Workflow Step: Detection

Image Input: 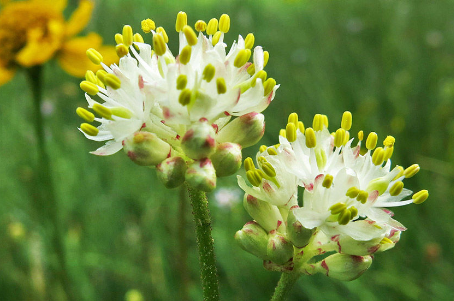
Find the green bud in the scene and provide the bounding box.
[156,156,187,189]
[235,221,269,260]
[377,230,401,253]
[216,112,265,148]
[243,194,284,232]
[123,131,171,166]
[210,142,242,177]
[185,158,216,192]
[286,208,315,248]
[266,231,294,265]
[181,120,216,159]
[315,253,372,281]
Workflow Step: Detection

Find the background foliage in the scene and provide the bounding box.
[1,0,453,300]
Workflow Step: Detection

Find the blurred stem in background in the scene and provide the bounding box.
[186,184,220,301]
[271,272,301,301]
[26,66,76,301]
[177,186,190,301]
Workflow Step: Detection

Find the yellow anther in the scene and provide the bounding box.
[111,107,133,119]
[179,45,192,65]
[262,162,276,178]
[86,48,103,65]
[96,77,105,89]
[80,81,99,95]
[141,19,156,33]
[263,51,270,67]
[286,123,297,142]
[341,111,352,130]
[357,190,368,204]
[358,130,364,141]
[195,20,207,32]
[312,114,324,131]
[206,18,218,35]
[380,237,394,244]
[346,187,360,198]
[178,88,192,106]
[366,132,378,150]
[404,164,420,178]
[263,78,276,96]
[153,33,167,56]
[251,70,267,87]
[322,114,329,128]
[183,25,198,46]
[80,123,99,136]
[105,74,121,90]
[315,148,327,170]
[334,128,346,148]
[134,33,144,43]
[267,148,278,156]
[389,181,404,196]
[92,103,112,119]
[343,131,350,145]
[288,112,298,127]
[279,129,286,138]
[338,209,351,225]
[247,64,255,75]
[305,127,316,148]
[156,27,169,43]
[202,64,216,82]
[122,25,133,47]
[372,147,385,166]
[298,121,305,133]
[76,107,95,122]
[216,77,227,94]
[85,70,97,84]
[116,44,129,58]
[212,31,222,46]
[245,33,255,49]
[244,157,255,171]
[259,145,267,153]
[322,174,334,189]
[329,202,347,215]
[383,135,395,147]
[176,74,188,90]
[219,14,230,33]
[349,206,358,219]
[383,146,394,161]
[115,33,123,44]
[412,190,428,204]
[274,144,280,149]
[246,170,262,187]
[393,165,404,180]
[234,49,251,68]
[176,11,188,32]
[96,70,107,84]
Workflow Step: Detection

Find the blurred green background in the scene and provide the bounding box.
[1,0,453,300]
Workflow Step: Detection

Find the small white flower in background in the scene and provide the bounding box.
[214,187,242,208]
[236,111,428,280]
[75,12,278,191]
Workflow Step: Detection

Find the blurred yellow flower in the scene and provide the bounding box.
[0,0,116,85]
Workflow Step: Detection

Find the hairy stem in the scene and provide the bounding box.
[270,272,300,301]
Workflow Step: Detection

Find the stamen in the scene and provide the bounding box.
[262,162,276,178]
[392,165,404,180]
[334,128,346,148]
[267,148,278,156]
[176,11,188,32]
[346,187,360,198]
[115,33,123,44]
[202,64,215,82]
[212,31,222,45]
[219,14,230,33]
[76,107,95,122]
[263,51,269,67]
[337,209,351,225]
[157,27,169,43]
[322,114,329,128]
[305,128,316,148]
[92,103,112,119]
[179,45,192,65]
[312,114,324,131]
[234,49,251,68]
[244,157,255,171]
[404,164,420,178]
[80,81,99,95]
[216,77,227,94]
[286,123,297,142]
[343,131,350,145]
[176,74,188,90]
[279,129,286,138]
[372,147,385,166]
[183,25,198,46]
[153,33,167,56]
[86,48,103,65]
[329,202,347,215]
[383,146,394,161]
[206,18,218,35]
[366,132,378,150]
[96,70,107,84]
[111,107,133,119]
[259,145,267,152]
[349,206,358,219]
[298,121,305,133]
[122,25,133,47]
[322,174,333,188]
[105,74,121,90]
[97,78,105,89]
[288,113,298,127]
[247,64,255,75]
[246,170,262,187]
[389,181,404,196]
[315,148,327,170]
[85,70,97,84]
[195,20,207,32]
[380,237,393,244]
[80,123,99,136]
[116,44,129,58]
[134,33,144,43]
[251,70,267,87]
[358,130,364,141]
[178,88,192,106]
[383,135,395,147]
[263,78,276,96]
[141,19,156,33]
[245,33,255,49]
[341,111,352,130]
[412,190,428,204]
[357,190,368,204]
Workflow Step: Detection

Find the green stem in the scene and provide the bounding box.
[26,66,76,301]
[186,183,220,301]
[177,185,190,301]
[270,272,301,301]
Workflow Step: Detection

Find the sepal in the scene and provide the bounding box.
[243,194,284,232]
[315,253,372,281]
[234,221,269,260]
[266,231,294,265]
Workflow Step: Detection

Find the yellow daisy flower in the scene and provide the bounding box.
[0,0,117,85]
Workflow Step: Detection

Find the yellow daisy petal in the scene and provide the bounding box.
[31,0,67,12]
[65,0,94,38]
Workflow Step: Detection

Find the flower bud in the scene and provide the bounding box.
[216,112,265,148]
[210,142,242,177]
[123,131,171,166]
[243,194,284,232]
[266,231,294,265]
[156,156,187,189]
[377,230,401,253]
[336,235,382,256]
[235,221,269,260]
[185,158,216,192]
[315,254,372,281]
[286,208,315,248]
[181,120,216,159]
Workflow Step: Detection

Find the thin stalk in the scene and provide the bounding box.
[270,272,301,301]
[186,183,220,301]
[26,66,76,301]
[177,185,190,301]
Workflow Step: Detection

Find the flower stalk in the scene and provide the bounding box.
[270,272,301,301]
